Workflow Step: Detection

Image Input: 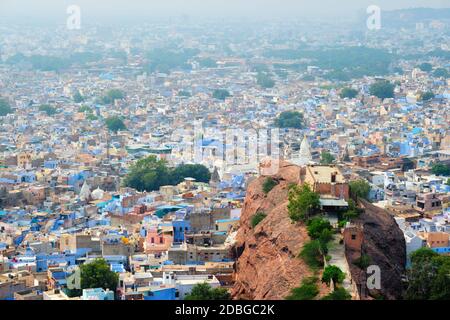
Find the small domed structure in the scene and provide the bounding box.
[91,187,105,201]
[79,181,91,202]
[291,135,313,166]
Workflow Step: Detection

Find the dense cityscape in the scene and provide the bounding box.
[0,1,449,303]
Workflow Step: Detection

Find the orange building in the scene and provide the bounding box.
[302,165,350,200]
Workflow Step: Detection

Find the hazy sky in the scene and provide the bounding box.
[1,0,449,22]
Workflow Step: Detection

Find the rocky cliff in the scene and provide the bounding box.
[346,199,406,300]
[231,162,317,300]
[232,162,406,300]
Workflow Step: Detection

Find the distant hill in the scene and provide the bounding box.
[382,7,450,27]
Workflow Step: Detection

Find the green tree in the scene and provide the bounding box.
[353,254,372,269]
[124,159,211,192]
[433,68,449,79]
[169,164,211,185]
[0,98,13,116]
[446,178,450,186]
[99,89,125,104]
[318,229,334,248]
[307,217,333,240]
[299,240,325,270]
[339,88,358,99]
[320,151,335,165]
[343,199,362,220]
[321,287,352,300]
[286,277,319,300]
[420,91,435,102]
[405,248,450,300]
[429,257,450,300]
[212,89,231,101]
[184,283,231,300]
[86,113,98,121]
[369,81,395,100]
[65,288,82,298]
[418,62,432,72]
[146,48,197,74]
[80,258,119,292]
[322,265,346,286]
[262,177,277,194]
[79,105,92,113]
[288,184,320,222]
[105,116,126,133]
[38,104,58,116]
[178,90,192,97]
[251,211,267,228]
[349,180,371,200]
[123,155,170,192]
[198,58,217,68]
[410,247,439,264]
[257,72,275,88]
[302,74,315,81]
[274,111,304,129]
[431,163,450,176]
[73,90,85,103]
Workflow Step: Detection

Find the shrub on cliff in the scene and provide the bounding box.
[286,277,319,300]
[349,180,371,200]
[251,211,267,228]
[299,240,325,270]
[322,265,346,286]
[288,184,320,221]
[321,287,352,300]
[262,177,277,194]
[343,199,363,221]
[306,217,333,240]
[353,254,372,270]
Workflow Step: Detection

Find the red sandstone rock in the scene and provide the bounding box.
[232,161,315,300]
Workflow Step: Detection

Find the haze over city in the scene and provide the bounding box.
[0,0,449,309]
[1,0,449,22]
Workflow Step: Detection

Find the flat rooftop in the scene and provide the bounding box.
[307,165,346,183]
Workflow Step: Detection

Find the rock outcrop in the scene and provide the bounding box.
[231,162,315,300]
[346,199,407,300]
[232,162,407,300]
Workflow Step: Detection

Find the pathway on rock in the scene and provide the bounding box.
[327,235,354,297]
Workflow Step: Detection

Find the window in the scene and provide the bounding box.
[351,234,356,240]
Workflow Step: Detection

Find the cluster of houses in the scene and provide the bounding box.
[0,17,449,300]
[0,166,247,300]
